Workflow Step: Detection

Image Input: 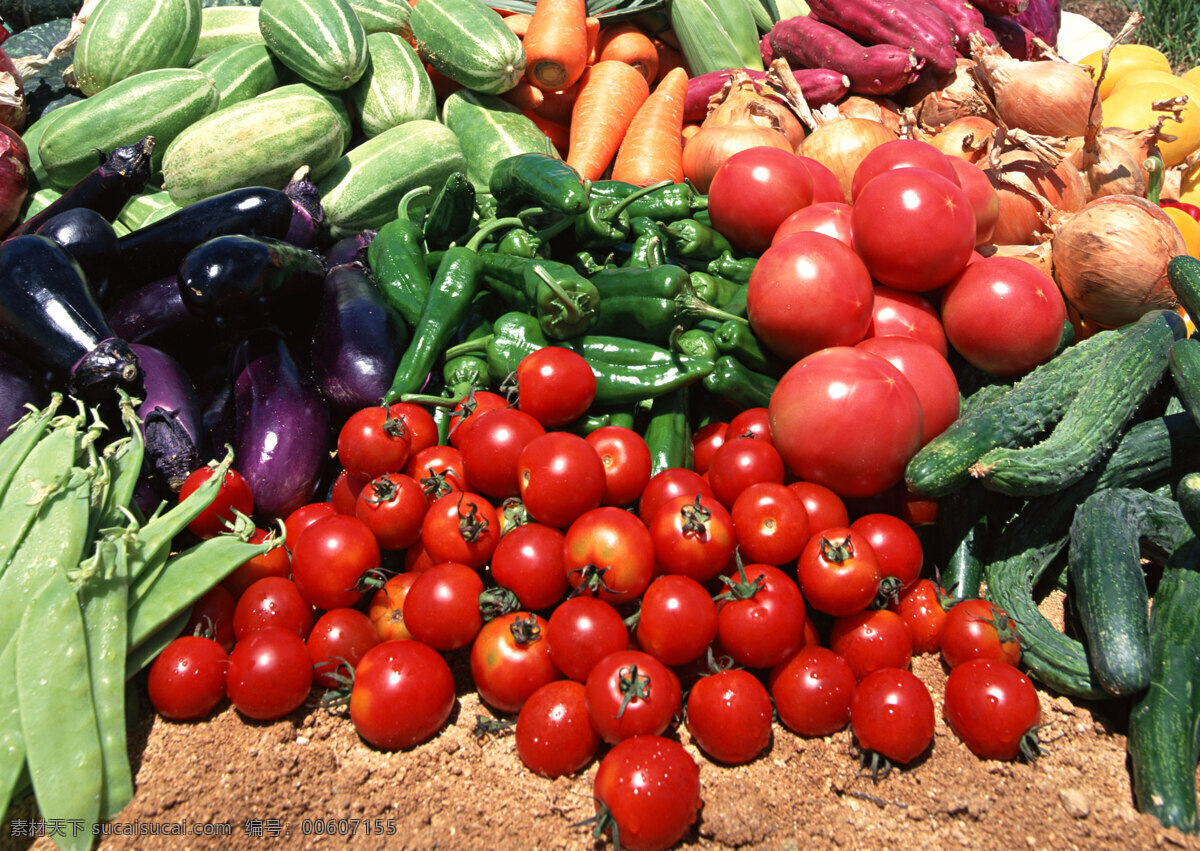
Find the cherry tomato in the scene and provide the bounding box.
[179,465,254,539]
[685,669,773,764]
[447,389,510,449]
[225,627,313,721]
[726,407,772,443]
[855,335,960,446]
[184,584,236,652]
[232,576,315,640]
[290,514,380,611]
[353,472,427,551]
[593,736,701,851]
[635,574,718,667]
[787,481,849,533]
[403,443,468,504]
[459,407,545,499]
[586,425,653,507]
[731,481,811,566]
[563,507,656,606]
[367,572,419,642]
[282,502,336,553]
[708,146,814,255]
[797,527,882,617]
[849,512,924,596]
[943,658,1042,761]
[350,639,456,749]
[649,492,736,583]
[515,680,600,778]
[546,595,630,682]
[515,346,597,427]
[386,400,439,456]
[769,347,924,498]
[402,561,485,651]
[221,528,291,601]
[517,431,606,528]
[690,421,727,476]
[330,469,367,515]
[941,598,1022,668]
[706,434,786,510]
[585,649,681,744]
[865,285,948,357]
[306,607,380,688]
[850,667,935,766]
[490,522,570,611]
[148,636,229,721]
[420,491,501,570]
[637,467,713,525]
[769,646,857,737]
[829,609,914,681]
[337,405,412,481]
[888,578,948,655]
[716,562,807,670]
[470,611,561,714]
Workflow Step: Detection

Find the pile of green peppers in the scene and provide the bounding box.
[365,152,785,474]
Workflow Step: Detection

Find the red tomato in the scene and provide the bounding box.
[232,576,315,640]
[289,514,380,611]
[179,465,254,539]
[517,431,606,528]
[563,507,657,605]
[769,347,924,498]
[716,562,807,669]
[850,138,960,201]
[470,612,561,714]
[354,472,427,550]
[787,481,849,533]
[420,491,501,570]
[458,407,545,499]
[585,649,681,744]
[184,584,236,652]
[849,512,924,594]
[221,528,291,601]
[888,578,948,655]
[402,561,485,651]
[403,443,468,504]
[306,607,380,688]
[592,736,701,851]
[706,435,786,510]
[685,669,773,764]
[769,646,857,737]
[330,469,367,515]
[386,401,439,456]
[546,595,630,682]
[746,232,875,363]
[447,389,509,449]
[726,407,772,443]
[350,639,455,749]
[586,425,653,507]
[943,658,1042,761]
[940,256,1068,377]
[770,201,855,249]
[515,680,599,778]
[337,405,412,481]
[731,481,811,566]
[851,667,935,766]
[649,492,736,583]
[851,167,976,292]
[515,346,597,427]
[829,609,914,681]
[635,575,718,667]
[947,156,1000,246]
[225,627,313,721]
[856,335,960,445]
[637,467,713,525]
[941,598,1022,668]
[367,572,419,642]
[797,527,882,617]
[490,522,569,611]
[799,155,844,204]
[865,285,948,357]
[148,636,229,721]
[689,421,727,477]
[708,146,815,255]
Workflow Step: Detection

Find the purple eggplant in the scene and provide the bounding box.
[284,166,324,249]
[105,273,203,345]
[323,230,376,269]
[311,261,407,413]
[0,350,48,434]
[0,234,141,403]
[232,333,330,520]
[177,234,326,321]
[35,207,119,301]
[129,343,204,495]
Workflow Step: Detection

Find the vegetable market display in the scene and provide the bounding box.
[2,0,1200,848]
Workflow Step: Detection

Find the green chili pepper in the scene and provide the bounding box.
[479,253,601,341]
[707,250,757,284]
[367,185,434,328]
[625,231,666,269]
[573,180,672,251]
[642,386,693,476]
[663,218,733,261]
[688,271,745,313]
[384,217,524,402]
[572,250,610,275]
[443,355,491,398]
[562,403,640,436]
[588,179,708,220]
[489,153,589,216]
[423,171,477,251]
[591,264,689,300]
[495,226,542,259]
[590,273,749,344]
[712,319,787,377]
[673,326,720,363]
[702,355,778,410]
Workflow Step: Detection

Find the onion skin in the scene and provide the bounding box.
[984,146,1087,246]
[798,117,899,203]
[1052,194,1186,329]
[0,123,28,237]
[929,115,997,163]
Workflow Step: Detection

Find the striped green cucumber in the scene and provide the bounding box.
[38,68,219,189]
[18,103,79,194]
[258,0,368,91]
[905,325,1132,499]
[440,89,556,194]
[189,6,265,65]
[255,83,353,150]
[116,190,181,232]
[318,119,467,239]
[192,43,282,107]
[1128,532,1200,834]
[1168,336,1200,432]
[73,0,203,96]
[347,32,436,139]
[1168,253,1200,325]
[972,310,1186,497]
[349,0,412,35]
[162,83,345,205]
[409,0,525,95]
[1068,487,1190,696]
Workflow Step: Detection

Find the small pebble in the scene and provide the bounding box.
[1059,788,1090,818]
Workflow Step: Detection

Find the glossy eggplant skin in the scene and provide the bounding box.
[110,186,296,300]
[232,333,330,520]
[105,274,203,345]
[0,350,48,434]
[177,234,326,321]
[312,261,407,414]
[0,234,140,402]
[323,230,375,269]
[35,207,119,301]
[130,343,204,495]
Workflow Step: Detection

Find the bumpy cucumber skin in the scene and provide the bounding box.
[74,0,203,96]
[1169,336,1200,434]
[1168,254,1200,327]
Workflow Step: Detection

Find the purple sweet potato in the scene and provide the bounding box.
[684,66,851,122]
[767,16,923,96]
[1010,0,1060,45]
[970,0,1028,16]
[919,0,998,47]
[807,0,959,73]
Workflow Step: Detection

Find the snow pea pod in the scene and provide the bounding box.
[0,641,24,822]
[0,392,62,506]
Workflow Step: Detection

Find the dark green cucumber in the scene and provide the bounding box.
[973,309,1185,497]
[1167,253,1200,325]
[1168,336,1200,433]
[934,480,990,601]
[904,325,1132,498]
[1177,471,1200,538]
[1128,532,1200,834]
[1067,487,1190,696]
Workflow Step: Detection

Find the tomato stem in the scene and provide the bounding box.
[478,586,521,622]
[679,495,712,538]
[614,664,652,718]
[509,612,544,645]
[819,534,856,564]
[455,494,491,543]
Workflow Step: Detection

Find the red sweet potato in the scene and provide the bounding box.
[807,0,959,73]
[970,0,1029,17]
[918,0,998,48]
[684,66,851,122]
[0,124,29,237]
[767,16,923,96]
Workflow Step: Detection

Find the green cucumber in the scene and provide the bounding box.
[18,103,79,194]
[1168,336,1200,433]
[349,0,412,34]
[73,0,203,96]
[440,89,556,194]
[1128,532,1200,834]
[1178,471,1200,538]
[162,83,345,205]
[409,0,525,95]
[347,32,436,139]
[258,0,368,91]
[254,83,353,150]
[38,68,220,189]
[1068,487,1190,696]
[318,119,467,239]
[972,309,1185,497]
[1168,254,1200,325]
[117,190,182,232]
[189,6,265,65]
[192,43,283,107]
[905,325,1133,499]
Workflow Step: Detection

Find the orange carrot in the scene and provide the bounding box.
[522,0,589,92]
[682,122,701,142]
[524,110,571,158]
[499,79,545,112]
[566,60,651,182]
[651,36,688,85]
[424,62,462,100]
[533,80,581,125]
[585,16,601,64]
[611,66,688,186]
[596,23,659,84]
[502,12,532,37]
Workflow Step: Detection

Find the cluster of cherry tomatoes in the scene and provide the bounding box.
[145,342,1043,850]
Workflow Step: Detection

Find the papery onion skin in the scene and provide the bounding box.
[972,35,1100,138]
[798,116,898,204]
[1052,194,1186,329]
[929,116,997,164]
[984,147,1087,245]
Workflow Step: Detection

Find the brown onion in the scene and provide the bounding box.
[1052,194,1186,328]
[930,115,997,163]
[904,59,990,131]
[797,113,899,203]
[976,241,1053,277]
[984,130,1088,245]
[837,95,904,136]
[701,70,804,149]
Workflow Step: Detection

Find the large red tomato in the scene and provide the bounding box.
[947,156,1000,246]
[771,202,854,249]
[850,138,960,202]
[865,285,947,357]
[708,146,814,255]
[746,232,875,363]
[768,347,923,498]
[855,335,960,445]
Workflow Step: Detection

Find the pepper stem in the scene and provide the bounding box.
[465,216,527,252]
[443,336,493,359]
[601,178,674,221]
[531,263,584,324]
[396,185,432,222]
